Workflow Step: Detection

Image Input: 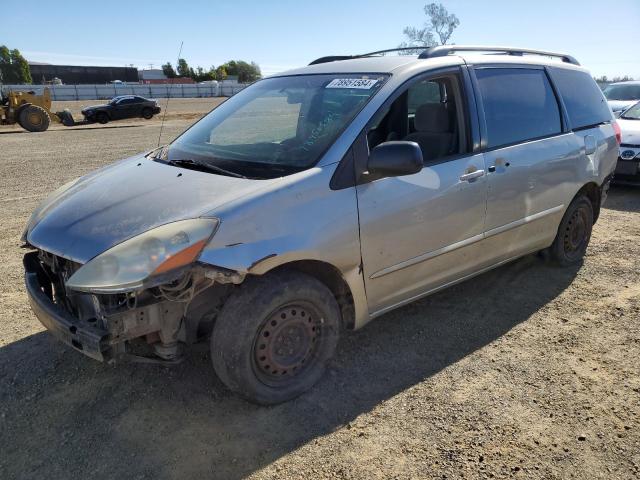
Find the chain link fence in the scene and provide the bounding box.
[1,82,248,100]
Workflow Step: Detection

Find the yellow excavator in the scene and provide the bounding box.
[0,87,75,132]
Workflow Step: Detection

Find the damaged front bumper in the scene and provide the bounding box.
[24,252,111,361]
[23,251,226,364]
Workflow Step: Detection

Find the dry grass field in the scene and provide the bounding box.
[0,105,638,479]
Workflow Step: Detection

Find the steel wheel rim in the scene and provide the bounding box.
[563,206,589,259]
[253,302,322,386]
[28,112,42,126]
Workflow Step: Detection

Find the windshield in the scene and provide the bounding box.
[163,74,388,179]
[621,102,640,120]
[603,84,640,101]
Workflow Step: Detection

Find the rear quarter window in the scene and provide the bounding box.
[548,68,612,129]
[475,68,562,149]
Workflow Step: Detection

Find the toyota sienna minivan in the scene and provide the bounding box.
[23,46,619,404]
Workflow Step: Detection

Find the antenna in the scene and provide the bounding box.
[157,41,183,147]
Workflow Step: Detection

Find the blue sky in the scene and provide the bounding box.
[5,0,640,78]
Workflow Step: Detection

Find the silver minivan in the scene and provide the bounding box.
[23,46,619,404]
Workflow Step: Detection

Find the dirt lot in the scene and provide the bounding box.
[0,98,226,133]
[0,110,639,480]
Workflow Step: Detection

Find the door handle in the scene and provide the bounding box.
[459,170,485,182]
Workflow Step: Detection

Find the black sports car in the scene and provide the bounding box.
[81,96,161,124]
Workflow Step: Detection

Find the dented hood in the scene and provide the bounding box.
[27,154,274,263]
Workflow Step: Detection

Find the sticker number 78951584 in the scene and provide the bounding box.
[326,78,378,89]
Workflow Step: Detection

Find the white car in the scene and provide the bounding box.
[603,81,640,114]
[615,101,640,184]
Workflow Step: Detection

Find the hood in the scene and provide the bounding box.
[618,118,640,145]
[82,104,109,112]
[608,100,637,113]
[28,154,276,263]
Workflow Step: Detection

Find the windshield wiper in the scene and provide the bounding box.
[167,159,248,179]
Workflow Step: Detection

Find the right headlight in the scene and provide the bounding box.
[66,218,219,293]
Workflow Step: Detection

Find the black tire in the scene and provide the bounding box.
[141,107,154,120]
[96,112,109,124]
[18,105,50,132]
[549,195,594,266]
[211,271,341,405]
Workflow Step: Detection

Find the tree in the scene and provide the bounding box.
[0,46,11,83]
[215,65,227,81]
[162,57,261,83]
[177,58,190,77]
[399,3,460,52]
[161,62,176,78]
[12,49,32,84]
[217,60,261,83]
[0,45,32,84]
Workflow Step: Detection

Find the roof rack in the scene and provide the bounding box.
[308,47,425,66]
[418,45,580,65]
[309,45,580,67]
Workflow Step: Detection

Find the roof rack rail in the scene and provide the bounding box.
[418,45,580,65]
[308,47,424,66]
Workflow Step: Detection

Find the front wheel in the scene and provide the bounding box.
[211,271,341,405]
[19,105,51,132]
[95,112,109,124]
[548,195,594,266]
[141,107,154,119]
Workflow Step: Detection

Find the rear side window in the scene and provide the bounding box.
[475,68,562,149]
[602,83,640,101]
[549,68,612,129]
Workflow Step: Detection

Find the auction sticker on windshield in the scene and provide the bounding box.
[326,78,378,89]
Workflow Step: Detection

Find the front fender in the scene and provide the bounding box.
[198,165,370,328]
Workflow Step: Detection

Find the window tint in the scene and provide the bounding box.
[118,97,136,105]
[366,74,464,162]
[603,84,640,101]
[476,68,561,149]
[549,68,612,129]
[408,80,443,114]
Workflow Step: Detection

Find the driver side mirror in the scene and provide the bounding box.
[367,141,423,177]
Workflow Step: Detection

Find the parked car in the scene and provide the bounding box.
[23,46,618,404]
[602,81,640,114]
[614,101,640,184]
[81,95,161,124]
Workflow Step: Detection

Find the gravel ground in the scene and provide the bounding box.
[0,114,638,480]
[0,98,226,133]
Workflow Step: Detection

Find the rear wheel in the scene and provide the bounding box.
[96,112,109,124]
[18,105,51,132]
[141,107,154,119]
[211,271,341,405]
[549,195,594,266]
